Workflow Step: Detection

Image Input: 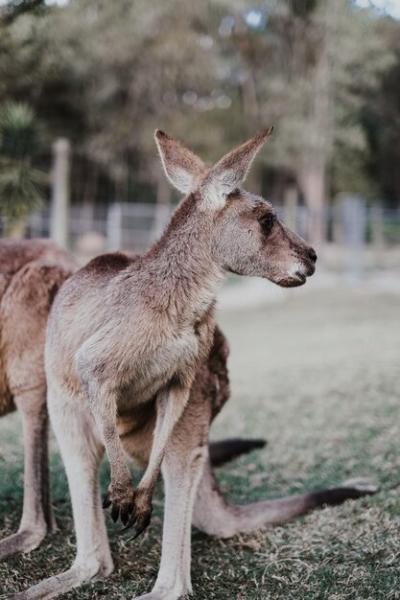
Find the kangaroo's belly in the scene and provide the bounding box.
[116,328,202,412]
[115,328,226,469]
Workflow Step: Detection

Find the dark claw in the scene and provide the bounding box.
[121,512,138,532]
[111,504,120,523]
[102,493,111,509]
[120,505,132,526]
[132,512,152,539]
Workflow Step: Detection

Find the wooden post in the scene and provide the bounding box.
[341,194,366,282]
[332,194,345,246]
[50,138,70,248]
[370,204,384,267]
[283,186,298,232]
[107,202,123,250]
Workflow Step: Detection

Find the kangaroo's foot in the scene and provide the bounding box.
[0,523,48,560]
[9,557,114,600]
[134,584,190,600]
[133,578,192,600]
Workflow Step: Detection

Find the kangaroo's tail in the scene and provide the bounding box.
[193,463,379,539]
[209,437,266,467]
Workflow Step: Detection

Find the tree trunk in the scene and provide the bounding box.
[297,1,337,249]
[299,163,326,247]
[50,138,70,249]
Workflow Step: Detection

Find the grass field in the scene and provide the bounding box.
[1,286,399,599]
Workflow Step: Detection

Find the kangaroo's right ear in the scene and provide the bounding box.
[200,127,273,209]
[155,130,207,194]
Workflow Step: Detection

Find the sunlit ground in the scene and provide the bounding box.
[0,287,399,599]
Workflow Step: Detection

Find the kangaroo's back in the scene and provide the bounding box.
[0,239,76,415]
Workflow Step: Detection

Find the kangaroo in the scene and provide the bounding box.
[0,239,263,562]
[11,130,375,600]
[0,239,76,559]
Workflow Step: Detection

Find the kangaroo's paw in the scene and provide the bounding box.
[122,488,153,538]
[0,526,47,560]
[103,479,136,526]
[103,484,153,536]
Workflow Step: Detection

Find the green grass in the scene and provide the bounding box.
[1,287,400,599]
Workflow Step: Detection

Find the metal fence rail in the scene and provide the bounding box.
[0,202,173,253]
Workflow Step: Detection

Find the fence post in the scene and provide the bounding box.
[283,186,298,232]
[370,204,384,267]
[332,195,344,246]
[341,194,366,282]
[107,202,123,250]
[50,138,70,248]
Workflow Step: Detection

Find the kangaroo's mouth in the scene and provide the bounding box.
[278,273,307,288]
[294,271,307,284]
[277,260,315,288]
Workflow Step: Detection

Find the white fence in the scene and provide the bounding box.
[21,200,399,248]
[1,199,400,277]
[24,202,173,254]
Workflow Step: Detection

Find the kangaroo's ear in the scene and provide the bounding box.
[201,127,273,208]
[155,130,207,194]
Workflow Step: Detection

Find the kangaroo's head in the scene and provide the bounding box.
[155,128,316,287]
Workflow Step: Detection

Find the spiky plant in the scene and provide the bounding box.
[0,102,46,223]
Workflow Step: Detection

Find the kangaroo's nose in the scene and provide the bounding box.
[308,247,317,263]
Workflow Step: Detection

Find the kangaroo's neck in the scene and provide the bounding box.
[143,194,223,317]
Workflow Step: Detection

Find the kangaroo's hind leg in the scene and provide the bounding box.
[0,387,54,560]
[134,388,210,600]
[10,385,113,600]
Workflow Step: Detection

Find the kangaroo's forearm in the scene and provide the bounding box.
[103,427,132,487]
[86,384,132,489]
[137,385,191,495]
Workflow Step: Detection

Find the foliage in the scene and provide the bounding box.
[0,0,399,206]
[0,102,46,221]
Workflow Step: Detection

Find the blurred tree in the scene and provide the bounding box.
[215,0,393,242]
[361,15,400,208]
[42,1,225,185]
[0,102,46,233]
[0,0,398,230]
[0,0,46,25]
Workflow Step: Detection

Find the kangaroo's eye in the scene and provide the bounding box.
[258,213,275,236]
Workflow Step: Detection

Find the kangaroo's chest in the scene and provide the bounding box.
[123,327,200,404]
[117,313,214,410]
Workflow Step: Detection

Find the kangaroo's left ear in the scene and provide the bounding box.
[201,127,273,208]
[155,130,207,194]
